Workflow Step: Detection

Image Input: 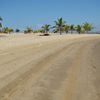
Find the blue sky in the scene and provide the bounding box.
[0,0,100,31]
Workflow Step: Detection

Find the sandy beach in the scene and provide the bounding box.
[0,34,100,100]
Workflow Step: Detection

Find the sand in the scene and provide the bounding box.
[0,34,100,100]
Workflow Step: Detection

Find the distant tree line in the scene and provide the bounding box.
[0,17,93,35]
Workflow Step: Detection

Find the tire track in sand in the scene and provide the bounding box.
[0,40,79,100]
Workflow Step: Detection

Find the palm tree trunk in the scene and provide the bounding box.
[87,31,88,34]
[45,30,47,34]
[60,31,62,35]
[71,30,73,34]
[59,27,62,35]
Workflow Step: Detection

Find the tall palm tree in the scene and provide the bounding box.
[83,22,93,33]
[0,17,2,22]
[64,25,70,33]
[42,24,50,33]
[54,18,66,35]
[70,25,75,34]
[75,25,82,34]
[0,17,3,32]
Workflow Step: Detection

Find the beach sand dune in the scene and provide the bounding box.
[0,34,100,100]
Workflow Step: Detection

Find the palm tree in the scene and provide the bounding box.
[83,22,93,33]
[2,27,13,34]
[0,17,2,21]
[75,25,82,34]
[64,25,70,33]
[0,23,2,30]
[70,25,75,34]
[54,18,66,35]
[24,27,33,33]
[41,24,50,34]
[15,29,20,33]
[0,17,3,32]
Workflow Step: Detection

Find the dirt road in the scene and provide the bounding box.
[0,34,100,100]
